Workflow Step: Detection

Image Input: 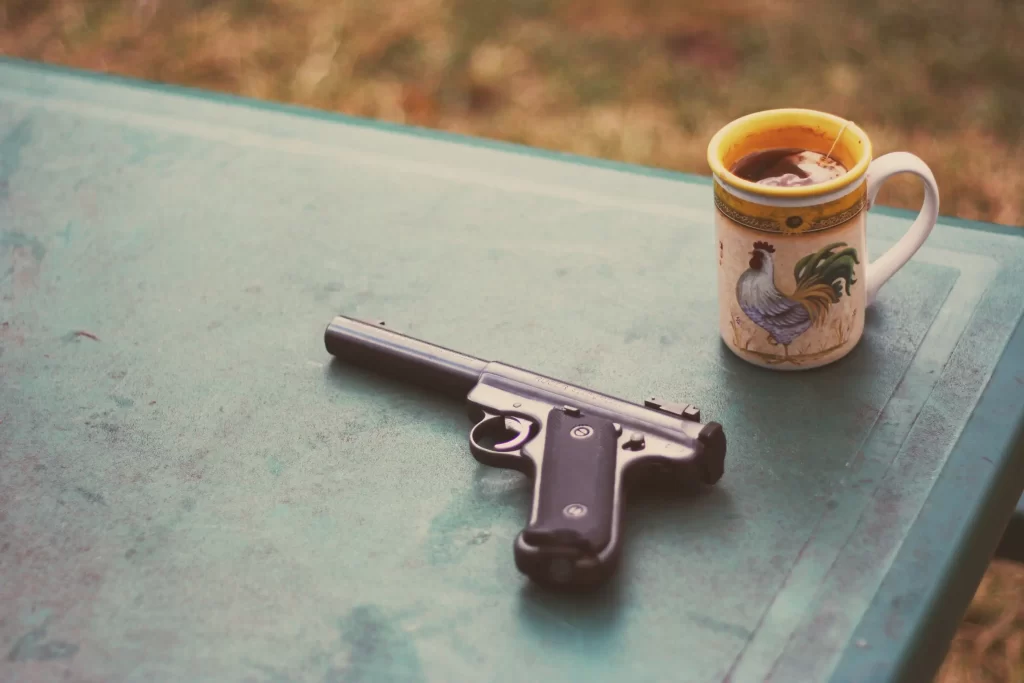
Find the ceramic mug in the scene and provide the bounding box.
[706,108,939,370]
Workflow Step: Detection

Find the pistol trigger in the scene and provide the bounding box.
[469,414,532,457]
[495,417,531,452]
[468,414,537,472]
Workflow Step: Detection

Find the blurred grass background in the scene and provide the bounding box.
[2,0,1023,680]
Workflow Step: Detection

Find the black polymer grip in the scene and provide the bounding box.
[519,408,620,580]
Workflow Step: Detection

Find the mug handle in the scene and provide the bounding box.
[864,152,940,305]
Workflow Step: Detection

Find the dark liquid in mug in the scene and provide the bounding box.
[731,147,848,187]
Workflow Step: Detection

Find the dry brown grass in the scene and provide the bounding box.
[2,1,1023,680]
[937,560,1024,683]
[3,0,1024,225]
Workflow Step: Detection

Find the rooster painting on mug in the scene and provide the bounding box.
[736,240,860,360]
[720,218,866,369]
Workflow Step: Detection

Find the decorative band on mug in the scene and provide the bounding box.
[713,181,867,234]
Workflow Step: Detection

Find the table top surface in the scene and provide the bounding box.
[1,58,1023,683]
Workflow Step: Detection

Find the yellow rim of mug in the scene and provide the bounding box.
[707,108,873,199]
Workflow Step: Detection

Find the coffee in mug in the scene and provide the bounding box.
[731,148,848,188]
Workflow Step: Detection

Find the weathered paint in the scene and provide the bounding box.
[0,58,1022,683]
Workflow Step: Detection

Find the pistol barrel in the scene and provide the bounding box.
[324,316,487,397]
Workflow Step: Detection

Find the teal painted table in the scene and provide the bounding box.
[1,58,1022,683]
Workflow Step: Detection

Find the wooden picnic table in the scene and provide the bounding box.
[1,57,1022,683]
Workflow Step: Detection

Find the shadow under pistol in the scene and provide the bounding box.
[324,315,727,590]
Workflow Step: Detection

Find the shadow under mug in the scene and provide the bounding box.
[706,108,940,370]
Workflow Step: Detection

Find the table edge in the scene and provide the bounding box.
[829,312,1024,683]
[2,56,1022,238]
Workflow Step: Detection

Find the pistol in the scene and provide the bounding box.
[324,315,726,589]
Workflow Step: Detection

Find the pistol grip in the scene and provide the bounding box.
[515,407,620,588]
